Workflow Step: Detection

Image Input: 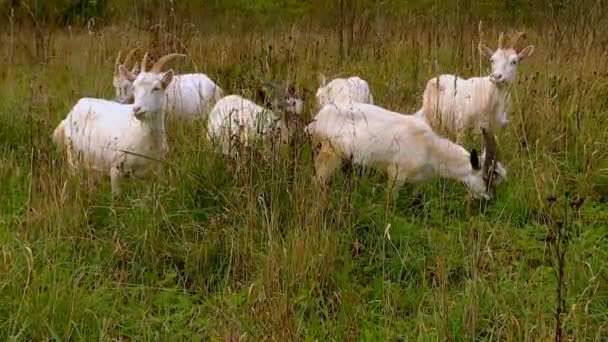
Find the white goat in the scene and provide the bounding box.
[53,53,180,196]
[417,31,534,142]
[115,52,224,120]
[315,74,374,108]
[113,48,141,104]
[306,102,506,200]
[207,84,303,156]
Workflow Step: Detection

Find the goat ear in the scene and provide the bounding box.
[470,149,481,171]
[256,87,267,101]
[517,45,535,61]
[257,86,271,106]
[119,65,137,82]
[161,69,174,88]
[478,43,494,59]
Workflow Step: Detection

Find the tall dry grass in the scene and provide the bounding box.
[1,2,607,340]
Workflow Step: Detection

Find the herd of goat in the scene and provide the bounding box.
[52,29,534,202]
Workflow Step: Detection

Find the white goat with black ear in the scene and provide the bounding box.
[315,74,374,108]
[306,102,506,200]
[207,83,304,156]
[113,48,141,104]
[417,30,534,142]
[52,52,180,196]
[136,53,224,120]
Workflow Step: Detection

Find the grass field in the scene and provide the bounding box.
[1,2,608,340]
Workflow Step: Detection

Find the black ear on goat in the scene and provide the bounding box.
[256,87,269,104]
[470,149,480,171]
[287,83,296,96]
[481,127,498,171]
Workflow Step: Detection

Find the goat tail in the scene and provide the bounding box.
[52,119,67,150]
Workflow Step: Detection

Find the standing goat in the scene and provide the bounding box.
[417,31,534,142]
[315,74,374,108]
[114,52,224,120]
[207,83,304,156]
[113,48,141,104]
[53,53,180,196]
[306,102,506,200]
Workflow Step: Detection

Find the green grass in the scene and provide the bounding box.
[1,5,608,340]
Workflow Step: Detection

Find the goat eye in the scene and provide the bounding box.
[511,60,517,65]
[152,87,161,92]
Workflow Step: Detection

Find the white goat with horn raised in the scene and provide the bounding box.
[53,52,182,196]
[417,27,534,142]
[307,102,506,200]
[113,47,141,104]
[116,52,224,120]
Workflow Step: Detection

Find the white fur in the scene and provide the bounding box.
[115,72,223,121]
[306,102,506,199]
[113,49,141,104]
[315,76,374,108]
[207,94,301,156]
[113,67,138,104]
[419,40,534,141]
[419,75,510,140]
[53,68,174,196]
[163,73,224,120]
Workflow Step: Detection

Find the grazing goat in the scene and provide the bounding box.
[315,74,374,108]
[113,48,141,104]
[53,53,180,196]
[418,31,534,142]
[207,83,303,156]
[115,52,224,120]
[306,102,506,200]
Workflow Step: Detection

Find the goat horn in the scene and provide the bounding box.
[481,128,498,171]
[123,47,140,69]
[508,31,526,50]
[115,51,122,72]
[141,52,150,72]
[150,53,187,73]
[497,32,505,49]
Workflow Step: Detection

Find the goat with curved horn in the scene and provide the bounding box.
[507,31,526,50]
[497,32,505,49]
[257,80,303,115]
[113,47,142,103]
[150,53,187,73]
[140,52,150,73]
[418,29,535,142]
[306,102,507,200]
[124,48,139,68]
[118,51,224,120]
[207,82,304,157]
[115,51,123,71]
[115,47,140,73]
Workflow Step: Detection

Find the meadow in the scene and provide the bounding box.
[1,0,608,340]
